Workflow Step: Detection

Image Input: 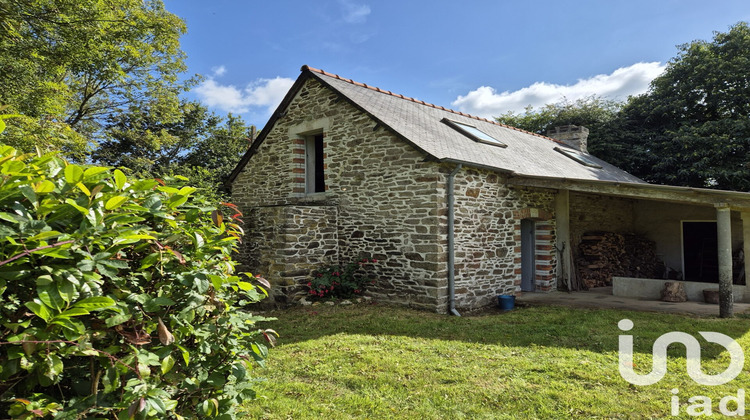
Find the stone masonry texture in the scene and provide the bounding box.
[232,77,560,312]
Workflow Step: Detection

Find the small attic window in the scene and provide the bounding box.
[554,147,602,169]
[442,118,507,147]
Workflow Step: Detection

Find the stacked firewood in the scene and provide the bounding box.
[575,232,665,288]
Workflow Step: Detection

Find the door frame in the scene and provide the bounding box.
[521,219,536,292]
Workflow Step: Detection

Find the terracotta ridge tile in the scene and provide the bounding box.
[301,65,565,146]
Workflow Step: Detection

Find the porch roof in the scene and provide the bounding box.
[508,174,750,210]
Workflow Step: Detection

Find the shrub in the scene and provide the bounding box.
[0,144,274,419]
[308,259,377,299]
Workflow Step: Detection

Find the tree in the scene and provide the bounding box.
[0,0,190,160]
[496,96,621,136]
[611,22,750,190]
[495,96,630,164]
[92,102,253,196]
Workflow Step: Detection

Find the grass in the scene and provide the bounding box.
[241,303,750,419]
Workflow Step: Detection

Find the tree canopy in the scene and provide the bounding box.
[0,0,190,160]
[498,22,750,191]
[614,22,750,190]
[495,96,622,157]
[92,102,254,196]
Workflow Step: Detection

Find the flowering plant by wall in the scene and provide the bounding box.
[308,258,378,299]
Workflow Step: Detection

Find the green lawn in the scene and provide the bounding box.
[241,303,750,419]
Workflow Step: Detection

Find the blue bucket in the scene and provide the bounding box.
[498,294,515,311]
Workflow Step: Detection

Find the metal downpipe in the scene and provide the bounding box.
[447,164,462,316]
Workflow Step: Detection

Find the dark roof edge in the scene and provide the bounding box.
[508,173,750,204]
[439,158,517,176]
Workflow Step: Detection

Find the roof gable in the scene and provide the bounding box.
[228,66,644,185]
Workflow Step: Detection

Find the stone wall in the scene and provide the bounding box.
[232,77,445,310]
[450,167,557,309]
[570,192,636,244]
[244,202,339,302]
[232,76,565,312]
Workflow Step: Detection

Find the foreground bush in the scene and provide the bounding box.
[0,144,273,418]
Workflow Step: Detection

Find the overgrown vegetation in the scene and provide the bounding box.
[308,258,378,299]
[0,0,253,197]
[244,304,750,419]
[0,143,273,419]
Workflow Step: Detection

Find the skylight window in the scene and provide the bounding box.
[442,118,507,147]
[554,147,602,169]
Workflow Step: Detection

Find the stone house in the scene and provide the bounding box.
[228,65,750,314]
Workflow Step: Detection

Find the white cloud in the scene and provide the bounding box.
[194,76,295,115]
[211,65,226,77]
[339,0,371,24]
[452,62,666,117]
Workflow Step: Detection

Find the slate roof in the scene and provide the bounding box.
[228,66,645,185]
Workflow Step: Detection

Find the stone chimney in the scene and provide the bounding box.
[547,125,589,153]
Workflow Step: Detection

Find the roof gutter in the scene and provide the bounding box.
[447,163,462,316]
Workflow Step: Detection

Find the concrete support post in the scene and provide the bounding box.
[741,212,750,289]
[555,189,570,290]
[716,205,733,318]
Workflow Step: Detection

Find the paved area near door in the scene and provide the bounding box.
[517,287,750,316]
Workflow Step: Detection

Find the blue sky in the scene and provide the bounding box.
[163,0,750,128]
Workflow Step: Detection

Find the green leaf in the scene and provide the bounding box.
[20,185,37,203]
[105,196,128,210]
[55,307,90,318]
[123,234,156,240]
[76,182,91,196]
[38,284,64,311]
[105,313,131,327]
[102,366,120,394]
[237,281,254,291]
[178,186,197,196]
[160,355,175,374]
[64,164,84,184]
[47,354,64,377]
[114,169,127,190]
[50,317,85,334]
[193,232,204,249]
[65,198,88,214]
[25,299,52,322]
[73,296,115,311]
[176,344,190,366]
[167,194,188,209]
[0,212,19,223]
[28,230,61,241]
[83,167,110,179]
[34,180,56,193]
[99,259,129,269]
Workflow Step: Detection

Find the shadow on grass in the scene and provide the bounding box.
[256,302,750,360]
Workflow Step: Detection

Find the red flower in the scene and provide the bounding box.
[354,289,360,294]
[307,282,312,287]
[317,273,323,277]
[371,259,378,263]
